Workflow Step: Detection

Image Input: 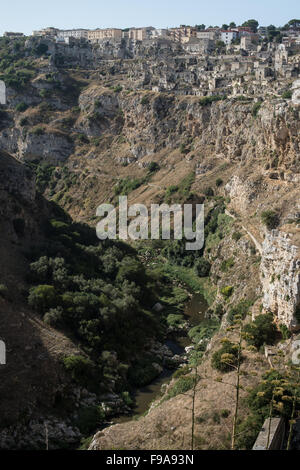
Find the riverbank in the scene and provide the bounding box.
[102,287,212,428]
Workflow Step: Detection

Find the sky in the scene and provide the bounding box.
[0,0,299,36]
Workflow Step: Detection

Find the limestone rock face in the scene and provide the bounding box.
[19,130,74,164]
[261,229,300,329]
[292,79,300,106]
[0,128,74,164]
[225,176,259,213]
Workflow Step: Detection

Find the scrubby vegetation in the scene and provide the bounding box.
[252,100,263,118]
[261,210,279,230]
[164,375,195,400]
[237,369,300,449]
[211,339,240,372]
[227,299,254,325]
[164,172,195,203]
[27,203,163,393]
[244,313,277,349]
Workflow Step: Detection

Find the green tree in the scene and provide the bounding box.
[242,19,259,32]
[244,313,277,349]
[28,285,57,314]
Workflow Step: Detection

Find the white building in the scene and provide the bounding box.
[151,28,169,39]
[57,29,89,40]
[221,30,239,45]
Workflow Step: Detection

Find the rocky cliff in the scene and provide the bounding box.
[0,36,299,450]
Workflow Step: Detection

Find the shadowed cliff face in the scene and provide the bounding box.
[0,151,82,448]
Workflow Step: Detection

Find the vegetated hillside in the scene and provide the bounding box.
[0,150,177,449]
[0,36,299,450]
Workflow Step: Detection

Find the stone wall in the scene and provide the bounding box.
[253,417,285,450]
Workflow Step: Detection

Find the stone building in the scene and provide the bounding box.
[4,32,24,38]
[183,38,215,54]
[88,28,122,42]
[57,29,89,40]
[241,35,259,51]
[169,26,197,43]
[196,30,219,40]
[32,27,60,38]
[128,27,155,41]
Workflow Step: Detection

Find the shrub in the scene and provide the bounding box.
[252,101,263,118]
[114,177,144,196]
[216,178,223,187]
[282,90,292,99]
[20,117,28,126]
[75,406,105,435]
[227,299,254,324]
[39,89,51,98]
[113,85,122,93]
[121,391,133,407]
[188,319,219,346]
[166,314,185,328]
[220,257,235,272]
[214,304,224,319]
[236,414,264,449]
[15,101,28,112]
[211,340,239,372]
[220,286,234,298]
[141,95,150,105]
[148,161,160,173]
[117,257,146,284]
[279,323,291,340]
[172,365,190,379]
[166,375,195,399]
[194,258,211,277]
[43,306,64,327]
[128,360,160,387]
[0,284,8,299]
[31,126,45,136]
[220,409,230,418]
[28,284,57,314]
[63,355,95,384]
[238,369,300,448]
[179,142,190,155]
[76,133,89,144]
[204,187,214,197]
[198,95,225,106]
[244,313,277,349]
[261,210,279,230]
[34,43,49,56]
[232,231,242,241]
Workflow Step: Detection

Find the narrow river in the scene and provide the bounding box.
[113,292,208,424]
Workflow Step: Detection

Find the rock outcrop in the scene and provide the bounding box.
[261,228,300,329]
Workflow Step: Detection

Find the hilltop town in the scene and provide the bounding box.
[2,19,300,105]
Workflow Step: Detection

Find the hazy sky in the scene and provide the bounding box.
[0,0,298,35]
